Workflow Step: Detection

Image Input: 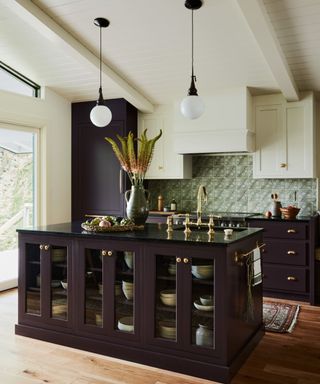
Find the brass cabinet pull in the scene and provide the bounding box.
[176,257,182,263]
[107,250,113,256]
[44,245,50,251]
[287,250,296,255]
[158,166,164,170]
[287,276,297,281]
[183,258,189,264]
[287,229,296,234]
[101,250,107,256]
[39,244,44,250]
[280,163,287,168]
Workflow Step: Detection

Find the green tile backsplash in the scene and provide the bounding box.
[147,155,317,216]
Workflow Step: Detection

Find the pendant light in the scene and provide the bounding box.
[180,0,205,120]
[90,17,112,127]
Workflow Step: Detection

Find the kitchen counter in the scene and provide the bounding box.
[17,221,263,246]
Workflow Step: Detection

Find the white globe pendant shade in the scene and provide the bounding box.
[180,95,205,120]
[90,104,112,127]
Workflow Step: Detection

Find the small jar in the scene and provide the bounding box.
[196,324,213,347]
[170,199,177,211]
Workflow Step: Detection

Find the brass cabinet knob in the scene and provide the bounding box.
[44,245,50,251]
[183,258,189,264]
[287,229,296,234]
[280,163,287,168]
[107,250,113,256]
[287,250,296,255]
[39,244,44,250]
[287,276,297,281]
[158,166,164,170]
[176,257,182,263]
[101,250,107,256]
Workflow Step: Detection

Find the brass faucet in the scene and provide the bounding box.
[196,184,207,226]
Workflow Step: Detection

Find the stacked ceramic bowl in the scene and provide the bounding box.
[167,262,176,276]
[95,313,102,326]
[122,280,134,300]
[159,320,176,339]
[60,280,68,290]
[51,248,66,262]
[118,316,134,332]
[191,264,213,279]
[114,281,122,297]
[160,289,176,306]
[124,251,134,269]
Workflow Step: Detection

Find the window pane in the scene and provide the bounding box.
[0,68,36,97]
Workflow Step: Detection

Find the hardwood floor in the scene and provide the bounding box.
[1,290,319,384]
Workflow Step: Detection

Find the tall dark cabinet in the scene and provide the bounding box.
[72,98,137,220]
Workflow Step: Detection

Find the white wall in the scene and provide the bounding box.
[0,87,71,225]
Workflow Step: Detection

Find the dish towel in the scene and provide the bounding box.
[251,247,262,286]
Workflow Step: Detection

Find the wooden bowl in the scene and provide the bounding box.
[280,207,300,219]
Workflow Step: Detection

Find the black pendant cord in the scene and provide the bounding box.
[97,25,104,105]
[188,9,198,96]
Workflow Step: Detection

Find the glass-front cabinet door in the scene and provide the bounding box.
[19,235,72,328]
[145,245,221,357]
[77,239,141,342]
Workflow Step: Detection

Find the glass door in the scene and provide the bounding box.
[24,242,41,316]
[145,245,220,357]
[77,240,141,342]
[0,125,39,291]
[19,236,71,328]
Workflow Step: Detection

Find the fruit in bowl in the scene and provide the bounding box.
[280,206,300,219]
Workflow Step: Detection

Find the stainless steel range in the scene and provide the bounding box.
[172,212,258,227]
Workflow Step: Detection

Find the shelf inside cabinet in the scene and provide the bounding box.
[28,260,40,265]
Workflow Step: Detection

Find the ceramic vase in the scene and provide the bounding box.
[125,185,150,225]
[196,324,213,347]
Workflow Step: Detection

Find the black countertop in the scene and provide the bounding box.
[247,214,317,222]
[17,222,263,246]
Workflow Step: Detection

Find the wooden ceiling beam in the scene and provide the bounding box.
[235,0,299,101]
[6,0,154,112]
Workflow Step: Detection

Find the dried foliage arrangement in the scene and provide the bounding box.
[105,129,162,186]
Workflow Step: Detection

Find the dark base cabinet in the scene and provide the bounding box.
[16,228,264,384]
[247,216,318,305]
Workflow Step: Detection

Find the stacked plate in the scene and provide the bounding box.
[160,289,176,306]
[122,280,134,300]
[118,316,134,332]
[191,264,213,279]
[159,320,176,339]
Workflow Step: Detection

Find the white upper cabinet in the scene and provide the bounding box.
[253,92,316,179]
[173,87,255,154]
[138,105,192,179]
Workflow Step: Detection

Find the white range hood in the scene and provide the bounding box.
[174,87,255,154]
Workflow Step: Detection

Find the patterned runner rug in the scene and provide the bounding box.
[263,301,300,333]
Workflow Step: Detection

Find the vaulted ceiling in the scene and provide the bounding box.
[0,0,319,112]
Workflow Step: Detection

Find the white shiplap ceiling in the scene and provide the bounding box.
[0,0,319,110]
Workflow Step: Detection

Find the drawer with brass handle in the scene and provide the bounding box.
[247,220,307,240]
[263,265,307,293]
[261,240,307,266]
